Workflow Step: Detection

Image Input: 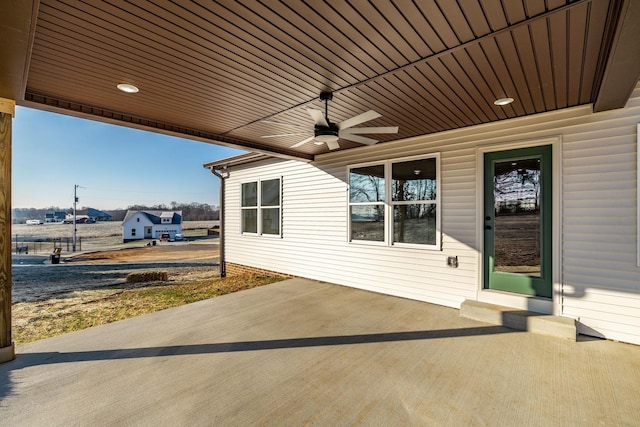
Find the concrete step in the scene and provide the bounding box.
[460,300,576,341]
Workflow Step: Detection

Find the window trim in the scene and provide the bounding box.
[347,153,441,250]
[240,176,282,237]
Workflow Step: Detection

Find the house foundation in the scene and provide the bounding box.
[225,262,296,279]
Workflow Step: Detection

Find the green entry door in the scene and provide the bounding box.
[483,145,552,298]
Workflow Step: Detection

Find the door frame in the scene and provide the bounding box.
[475,136,562,315]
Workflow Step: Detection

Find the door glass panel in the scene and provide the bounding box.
[493,157,541,276]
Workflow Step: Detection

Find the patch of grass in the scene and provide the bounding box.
[13,274,282,344]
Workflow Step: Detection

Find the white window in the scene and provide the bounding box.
[348,154,440,249]
[241,178,281,236]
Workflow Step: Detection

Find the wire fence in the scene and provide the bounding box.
[12,236,86,254]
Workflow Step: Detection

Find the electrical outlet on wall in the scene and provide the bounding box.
[447,256,458,268]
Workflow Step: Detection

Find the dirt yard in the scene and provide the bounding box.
[13,241,220,302]
[65,243,219,264]
[11,241,221,338]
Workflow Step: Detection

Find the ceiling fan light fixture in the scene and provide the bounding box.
[314,134,339,144]
[117,83,139,93]
[494,97,514,106]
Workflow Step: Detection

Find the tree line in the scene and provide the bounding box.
[12,202,219,223]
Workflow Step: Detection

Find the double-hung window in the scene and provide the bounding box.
[241,178,281,236]
[348,155,440,249]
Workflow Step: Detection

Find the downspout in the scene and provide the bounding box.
[209,167,227,278]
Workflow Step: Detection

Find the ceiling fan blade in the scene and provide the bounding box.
[307,109,329,127]
[290,135,315,148]
[339,134,379,145]
[326,140,340,150]
[337,110,381,130]
[340,126,398,135]
[261,132,310,139]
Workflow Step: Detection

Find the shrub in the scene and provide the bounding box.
[126,271,168,283]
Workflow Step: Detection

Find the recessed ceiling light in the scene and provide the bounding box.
[117,83,139,93]
[494,97,514,106]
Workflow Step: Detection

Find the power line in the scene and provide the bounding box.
[85,186,214,196]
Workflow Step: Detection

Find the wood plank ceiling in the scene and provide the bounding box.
[21,0,622,160]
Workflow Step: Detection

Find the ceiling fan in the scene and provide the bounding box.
[261,92,399,150]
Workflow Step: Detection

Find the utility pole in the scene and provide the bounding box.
[73,184,79,252]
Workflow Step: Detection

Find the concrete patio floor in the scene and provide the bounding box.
[1,278,639,426]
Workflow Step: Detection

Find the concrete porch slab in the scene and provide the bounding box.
[460,300,577,340]
[1,279,638,425]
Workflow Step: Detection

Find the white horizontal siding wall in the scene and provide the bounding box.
[122,212,153,240]
[225,155,477,309]
[560,95,640,343]
[223,85,640,344]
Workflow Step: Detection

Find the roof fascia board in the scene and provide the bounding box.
[593,0,640,112]
[19,96,313,162]
[0,0,39,101]
[203,153,277,171]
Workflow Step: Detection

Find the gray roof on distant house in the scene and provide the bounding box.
[77,208,112,218]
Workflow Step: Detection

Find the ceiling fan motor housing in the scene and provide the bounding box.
[314,123,339,143]
[319,91,333,101]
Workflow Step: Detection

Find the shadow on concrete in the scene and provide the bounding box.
[2,325,514,373]
[0,364,10,404]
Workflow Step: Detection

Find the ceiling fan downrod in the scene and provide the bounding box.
[314,91,339,144]
[319,91,333,121]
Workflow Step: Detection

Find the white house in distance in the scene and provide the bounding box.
[121,210,182,242]
[44,211,66,223]
[205,85,640,347]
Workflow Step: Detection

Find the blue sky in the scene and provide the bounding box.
[12,107,244,210]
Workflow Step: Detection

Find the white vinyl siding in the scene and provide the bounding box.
[223,84,640,345]
[561,108,639,343]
